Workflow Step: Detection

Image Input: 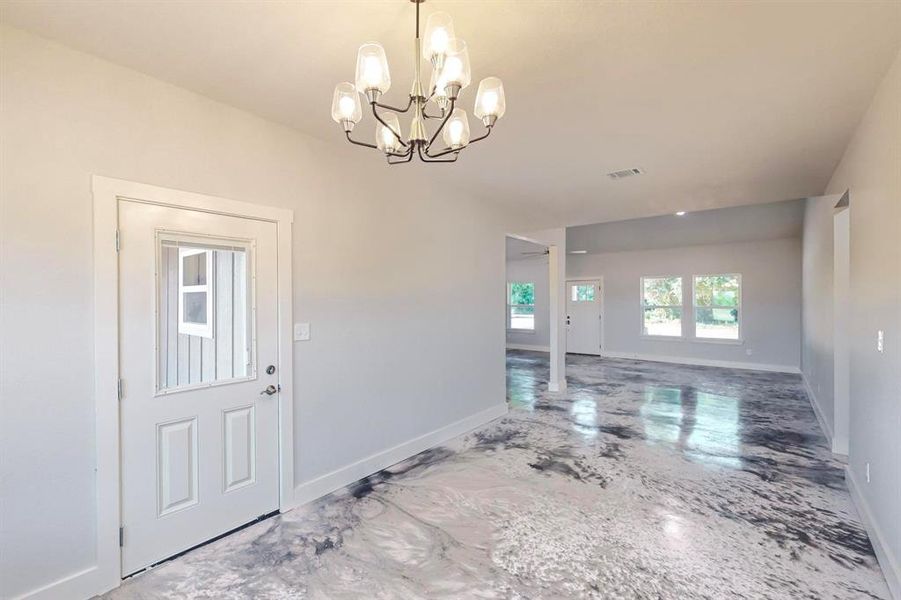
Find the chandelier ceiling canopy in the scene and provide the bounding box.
[331,0,506,164]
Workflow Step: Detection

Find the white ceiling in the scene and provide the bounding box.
[567,198,804,255]
[2,1,899,226]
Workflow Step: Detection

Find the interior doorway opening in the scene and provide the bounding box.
[504,237,551,353]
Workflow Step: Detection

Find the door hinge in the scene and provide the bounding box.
[117,378,124,401]
[119,526,124,547]
[115,229,121,252]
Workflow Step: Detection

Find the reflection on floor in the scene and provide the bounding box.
[103,350,889,599]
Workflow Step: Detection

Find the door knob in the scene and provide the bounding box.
[260,384,278,396]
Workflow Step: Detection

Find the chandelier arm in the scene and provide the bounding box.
[386,144,413,159]
[370,102,408,147]
[374,96,414,113]
[417,143,458,163]
[425,98,456,151]
[344,130,378,150]
[424,146,460,158]
[388,148,415,165]
[467,125,493,145]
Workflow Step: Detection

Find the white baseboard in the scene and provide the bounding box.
[11,566,100,600]
[801,372,835,448]
[846,466,901,599]
[506,343,550,352]
[293,403,508,506]
[598,350,799,374]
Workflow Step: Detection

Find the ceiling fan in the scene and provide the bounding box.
[518,248,549,258]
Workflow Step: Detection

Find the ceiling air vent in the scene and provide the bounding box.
[607,167,644,179]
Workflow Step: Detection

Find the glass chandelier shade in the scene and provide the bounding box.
[331,82,362,124]
[474,76,506,121]
[438,39,471,91]
[355,43,391,94]
[422,12,455,63]
[375,112,403,153]
[442,108,471,149]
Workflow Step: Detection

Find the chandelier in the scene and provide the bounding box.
[330,0,506,164]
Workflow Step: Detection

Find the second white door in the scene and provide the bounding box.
[118,199,281,575]
[566,280,602,355]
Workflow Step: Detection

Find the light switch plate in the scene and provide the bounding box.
[877,330,884,353]
[294,322,311,342]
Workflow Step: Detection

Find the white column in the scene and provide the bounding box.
[547,244,567,392]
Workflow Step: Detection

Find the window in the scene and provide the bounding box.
[571,284,595,302]
[508,282,535,331]
[694,274,740,340]
[178,248,214,338]
[641,276,683,337]
[160,238,252,392]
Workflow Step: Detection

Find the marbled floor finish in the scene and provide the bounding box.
[103,351,889,599]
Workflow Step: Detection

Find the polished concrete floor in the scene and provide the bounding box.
[104,351,889,599]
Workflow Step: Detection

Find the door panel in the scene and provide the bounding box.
[157,417,199,517]
[566,280,602,355]
[223,405,256,492]
[119,200,279,575]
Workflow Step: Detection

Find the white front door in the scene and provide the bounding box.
[119,199,280,575]
[566,280,602,355]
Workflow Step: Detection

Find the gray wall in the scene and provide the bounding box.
[567,238,802,370]
[0,26,537,599]
[801,195,839,436]
[822,48,900,597]
[505,257,550,350]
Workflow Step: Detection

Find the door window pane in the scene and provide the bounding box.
[158,239,252,391]
[571,284,595,302]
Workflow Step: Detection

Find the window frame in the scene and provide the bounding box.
[692,273,743,344]
[639,275,684,339]
[177,247,215,338]
[507,281,536,332]
[570,283,597,303]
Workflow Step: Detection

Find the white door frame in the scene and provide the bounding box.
[832,198,850,456]
[92,176,295,593]
[565,278,604,353]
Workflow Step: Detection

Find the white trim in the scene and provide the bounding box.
[506,343,550,352]
[90,176,294,598]
[599,350,799,374]
[846,466,901,599]
[92,176,122,597]
[801,372,838,452]
[294,403,508,506]
[10,566,100,600]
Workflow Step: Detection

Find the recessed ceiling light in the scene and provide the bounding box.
[569,250,588,254]
[675,211,686,216]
